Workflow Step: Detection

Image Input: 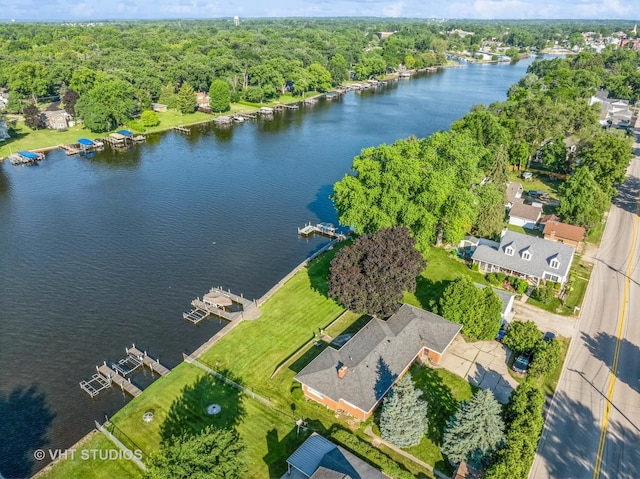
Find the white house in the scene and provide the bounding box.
[508,201,542,229]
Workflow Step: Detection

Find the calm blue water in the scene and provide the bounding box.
[0,58,535,477]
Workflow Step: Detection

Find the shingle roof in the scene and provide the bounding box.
[509,201,542,222]
[295,304,461,413]
[543,221,585,243]
[506,182,523,204]
[471,230,574,280]
[287,433,386,479]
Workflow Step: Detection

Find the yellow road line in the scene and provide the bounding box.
[592,199,640,478]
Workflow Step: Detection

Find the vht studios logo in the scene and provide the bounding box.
[34,448,143,461]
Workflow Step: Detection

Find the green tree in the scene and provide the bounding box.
[307,63,332,92]
[69,67,101,96]
[158,83,178,109]
[442,389,505,468]
[380,375,428,448]
[244,85,264,103]
[75,99,115,133]
[579,131,633,197]
[328,54,349,86]
[529,338,561,378]
[7,62,49,104]
[472,183,506,239]
[145,426,247,479]
[328,227,425,318]
[176,82,196,114]
[439,278,502,340]
[75,79,135,132]
[209,79,231,112]
[503,321,542,354]
[558,167,610,230]
[140,110,160,127]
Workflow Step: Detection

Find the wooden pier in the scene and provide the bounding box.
[298,222,347,240]
[173,125,191,134]
[59,144,81,155]
[183,286,257,325]
[126,344,171,376]
[79,345,170,398]
[97,363,142,397]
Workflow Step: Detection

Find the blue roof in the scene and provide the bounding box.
[117,129,133,136]
[18,151,38,159]
[78,138,94,146]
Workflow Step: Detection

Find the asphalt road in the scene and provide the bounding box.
[530,143,640,479]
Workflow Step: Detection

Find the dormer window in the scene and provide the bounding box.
[505,245,514,256]
[522,250,531,261]
[550,258,560,269]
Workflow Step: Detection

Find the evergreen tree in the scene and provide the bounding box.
[442,389,505,468]
[176,82,196,114]
[158,83,178,109]
[379,375,428,448]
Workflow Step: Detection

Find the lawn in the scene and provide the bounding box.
[506,223,544,238]
[508,171,562,199]
[199,245,346,404]
[404,247,488,311]
[35,432,143,479]
[406,365,477,476]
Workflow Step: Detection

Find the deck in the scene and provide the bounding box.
[173,125,191,134]
[183,286,258,325]
[298,222,347,240]
[126,344,171,376]
[97,363,142,397]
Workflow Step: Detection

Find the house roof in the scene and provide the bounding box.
[509,201,542,222]
[472,230,574,280]
[506,182,523,204]
[475,283,515,318]
[287,433,385,479]
[539,214,560,225]
[295,304,461,413]
[543,221,585,243]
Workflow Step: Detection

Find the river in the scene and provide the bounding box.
[0,57,536,478]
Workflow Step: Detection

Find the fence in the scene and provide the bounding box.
[95,420,147,471]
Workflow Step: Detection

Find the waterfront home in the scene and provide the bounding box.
[295,304,461,421]
[284,433,386,479]
[43,103,70,130]
[471,229,575,286]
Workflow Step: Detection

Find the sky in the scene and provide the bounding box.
[0,0,638,21]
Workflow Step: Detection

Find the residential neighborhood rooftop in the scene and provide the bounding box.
[295,304,461,414]
[509,201,542,221]
[543,220,586,243]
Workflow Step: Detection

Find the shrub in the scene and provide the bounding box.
[529,338,562,378]
[502,321,542,354]
[471,262,480,272]
[531,285,554,303]
[509,277,529,294]
[486,272,506,286]
[140,110,160,127]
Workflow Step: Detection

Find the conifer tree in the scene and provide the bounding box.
[442,389,505,468]
[379,375,428,448]
[176,82,196,114]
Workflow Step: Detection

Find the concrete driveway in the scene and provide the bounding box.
[512,300,578,338]
[439,336,519,404]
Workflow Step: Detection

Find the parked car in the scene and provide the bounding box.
[543,331,556,342]
[512,352,532,374]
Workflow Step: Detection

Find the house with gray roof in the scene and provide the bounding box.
[508,201,542,229]
[283,433,387,479]
[471,229,575,286]
[295,304,461,420]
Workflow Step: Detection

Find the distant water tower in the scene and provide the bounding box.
[234,16,239,26]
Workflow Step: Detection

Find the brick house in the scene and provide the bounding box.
[295,304,461,421]
[543,220,586,249]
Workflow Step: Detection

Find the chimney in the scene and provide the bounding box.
[337,364,348,379]
[500,227,508,239]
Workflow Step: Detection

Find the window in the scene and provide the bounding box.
[522,250,531,261]
[505,246,514,256]
[550,258,560,269]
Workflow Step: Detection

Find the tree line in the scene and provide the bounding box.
[333,50,634,243]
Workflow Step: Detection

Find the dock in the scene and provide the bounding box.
[79,345,171,398]
[126,344,171,376]
[173,125,191,134]
[183,286,258,325]
[298,222,347,240]
[97,362,142,397]
[59,144,81,155]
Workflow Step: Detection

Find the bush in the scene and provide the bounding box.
[330,429,415,479]
[502,321,542,354]
[140,110,160,127]
[508,277,529,294]
[486,272,506,286]
[531,285,555,303]
[529,338,561,378]
[471,262,480,272]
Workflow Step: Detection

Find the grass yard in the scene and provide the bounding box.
[35,432,143,479]
[199,246,345,403]
[404,247,487,311]
[586,216,607,245]
[508,171,562,199]
[406,365,477,476]
[539,336,571,396]
[506,223,544,238]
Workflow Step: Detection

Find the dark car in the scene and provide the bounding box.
[496,329,507,342]
[543,332,556,342]
[512,352,532,374]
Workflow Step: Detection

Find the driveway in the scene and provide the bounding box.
[512,300,578,338]
[439,336,519,404]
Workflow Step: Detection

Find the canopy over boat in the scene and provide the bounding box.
[78,138,94,146]
[117,129,133,137]
[18,151,38,159]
